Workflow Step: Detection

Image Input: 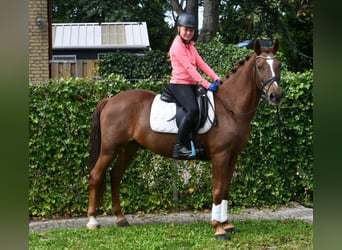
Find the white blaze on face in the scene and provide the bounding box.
[266,56,279,87]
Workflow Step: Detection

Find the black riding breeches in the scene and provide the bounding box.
[169,84,199,145]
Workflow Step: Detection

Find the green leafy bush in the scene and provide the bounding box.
[229,70,313,208]
[29,75,131,217]
[99,50,171,82]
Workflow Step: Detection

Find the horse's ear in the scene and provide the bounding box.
[254,39,261,55]
[273,39,279,54]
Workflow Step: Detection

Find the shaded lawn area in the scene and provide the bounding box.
[29,219,312,249]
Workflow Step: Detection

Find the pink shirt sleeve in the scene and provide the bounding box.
[170,37,220,89]
[193,48,220,84]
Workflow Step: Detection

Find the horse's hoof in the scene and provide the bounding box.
[86,224,100,230]
[116,219,130,227]
[215,233,230,240]
[87,216,100,230]
[224,227,236,234]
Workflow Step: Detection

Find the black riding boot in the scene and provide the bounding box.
[173,115,192,157]
[173,143,192,157]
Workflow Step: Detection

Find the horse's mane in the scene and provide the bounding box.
[225,55,252,79]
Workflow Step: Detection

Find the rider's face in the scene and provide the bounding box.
[178,26,195,42]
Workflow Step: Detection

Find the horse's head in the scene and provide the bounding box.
[254,39,283,105]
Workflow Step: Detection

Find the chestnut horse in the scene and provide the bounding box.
[86,39,283,240]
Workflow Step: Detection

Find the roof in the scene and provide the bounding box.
[52,22,150,50]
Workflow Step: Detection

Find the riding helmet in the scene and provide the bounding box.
[176,13,197,29]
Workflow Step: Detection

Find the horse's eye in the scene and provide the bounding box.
[257,65,263,70]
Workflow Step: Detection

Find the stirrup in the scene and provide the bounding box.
[188,140,196,158]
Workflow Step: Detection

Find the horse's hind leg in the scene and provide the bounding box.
[110,142,139,227]
[87,152,116,229]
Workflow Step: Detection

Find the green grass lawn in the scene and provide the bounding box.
[29,219,312,250]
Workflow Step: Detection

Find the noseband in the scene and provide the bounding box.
[254,55,279,93]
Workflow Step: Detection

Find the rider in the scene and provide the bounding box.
[169,12,222,158]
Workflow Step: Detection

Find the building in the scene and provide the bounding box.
[52,22,150,60]
[28,0,151,83]
[29,0,51,84]
[50,22,151,79]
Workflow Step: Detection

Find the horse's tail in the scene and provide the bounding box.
[89,98,109,208]
[89,98,109,171]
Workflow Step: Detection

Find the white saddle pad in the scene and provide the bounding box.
[150,91,215,134]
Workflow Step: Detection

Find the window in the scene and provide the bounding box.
[52,55,77,62]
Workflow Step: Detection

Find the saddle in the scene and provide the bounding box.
[160,84,214,131]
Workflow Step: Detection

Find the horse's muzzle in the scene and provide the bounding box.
[268,90,284,105]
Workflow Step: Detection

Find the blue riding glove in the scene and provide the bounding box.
[215,79,222,85]
[208,83,218,92]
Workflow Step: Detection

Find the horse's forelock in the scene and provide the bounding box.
[261,47,274,54]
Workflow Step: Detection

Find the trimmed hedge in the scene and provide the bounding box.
[29,71,312,218]
[99,50,171,82]
[231,70,313,207]
[29,38,312,218]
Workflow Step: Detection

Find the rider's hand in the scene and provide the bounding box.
[215,79,222,85]
[208,83,218,92]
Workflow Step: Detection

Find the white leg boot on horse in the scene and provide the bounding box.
[86,215,100,230]
[87,153,113,229]
[211,200,235,240]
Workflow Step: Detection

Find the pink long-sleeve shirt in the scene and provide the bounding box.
[169,35,219,89]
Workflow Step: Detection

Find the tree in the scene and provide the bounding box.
[169,0,198,27]
[219,0,313,72]
[169,0,220,43]
[52,0,87,22]
[198,0,220,43]
[52,0,312,71]
[279,0,313,71]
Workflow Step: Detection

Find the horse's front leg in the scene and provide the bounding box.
[211,155,237,240]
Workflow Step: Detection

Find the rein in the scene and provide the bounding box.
[275,106,313,208]
[276,106,288,192]
[213,92,257,116]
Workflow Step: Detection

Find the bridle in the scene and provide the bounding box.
[254,55,279,94]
